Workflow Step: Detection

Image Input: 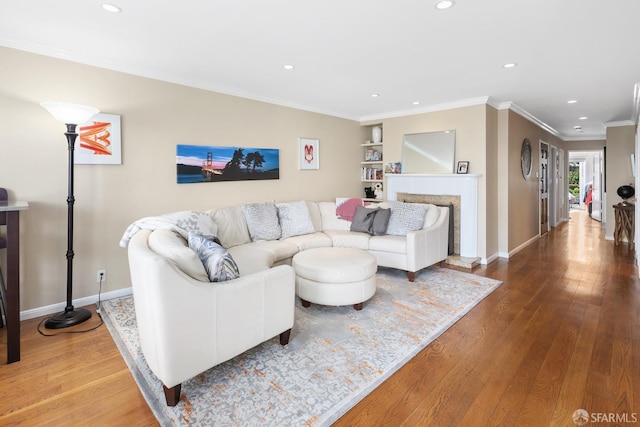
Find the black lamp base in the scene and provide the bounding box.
[44,308,92,329]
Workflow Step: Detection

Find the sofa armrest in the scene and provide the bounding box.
[127,230,295,389]
[406,206,449,271]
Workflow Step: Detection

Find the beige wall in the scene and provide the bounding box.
[604,125,636,239]
[0,47,361,311]
[363,104,493,260]
[506,110,564,251]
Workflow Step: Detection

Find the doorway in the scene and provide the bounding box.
[540,141,549,235]
[568,150,605,222]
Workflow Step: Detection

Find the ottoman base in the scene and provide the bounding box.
[295,275,376,311]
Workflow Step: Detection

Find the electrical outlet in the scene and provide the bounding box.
[97,269,107,284]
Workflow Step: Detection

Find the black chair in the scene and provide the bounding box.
[0,188,7,328]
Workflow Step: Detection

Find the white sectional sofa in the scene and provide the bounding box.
[124,199,449,405]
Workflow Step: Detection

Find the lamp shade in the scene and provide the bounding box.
[40,101,99,125]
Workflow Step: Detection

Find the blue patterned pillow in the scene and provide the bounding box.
[386,201,427,236]
[188,232,240,282]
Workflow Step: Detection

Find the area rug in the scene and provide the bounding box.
[101,266,502,426]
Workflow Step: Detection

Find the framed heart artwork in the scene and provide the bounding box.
[299,138,319,170]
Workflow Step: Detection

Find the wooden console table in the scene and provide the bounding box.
[0,201,29,363]
[613,202,634,246]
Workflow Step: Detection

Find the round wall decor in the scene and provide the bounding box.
[521,138,532,179]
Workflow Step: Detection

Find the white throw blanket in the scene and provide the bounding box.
[119,210,217,247]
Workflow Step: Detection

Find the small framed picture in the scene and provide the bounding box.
[299,137,319,170]
[457,161,469,174]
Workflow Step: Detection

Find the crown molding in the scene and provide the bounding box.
[603,120,635,128]
[498,101,562,139]
[358,96,491,123]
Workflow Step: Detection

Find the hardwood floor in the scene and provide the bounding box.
[1,209,638,426]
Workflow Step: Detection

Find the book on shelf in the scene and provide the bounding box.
[361,167,383,180]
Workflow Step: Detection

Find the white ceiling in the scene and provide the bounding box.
[1,0,638,140]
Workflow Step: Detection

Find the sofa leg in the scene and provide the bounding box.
[279,328,292,345]
[353,302,363,311]
[163,383,181,406]
[300,298,311,308]
[407,271,416,282]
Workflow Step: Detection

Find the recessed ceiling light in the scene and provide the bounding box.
[371,93,380,98]
[503,62,517,68]
[567,100,578,104]
[102,4,122,13]
[283,64,295,70]
[579,116,588,120]
[435,0,455,10]
[412,101,420,105]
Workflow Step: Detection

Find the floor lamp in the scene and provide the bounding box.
[41,102,100,329]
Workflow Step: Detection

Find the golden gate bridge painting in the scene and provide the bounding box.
[176,144,280,183]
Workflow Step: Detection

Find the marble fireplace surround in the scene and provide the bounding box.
[385,174,481,262]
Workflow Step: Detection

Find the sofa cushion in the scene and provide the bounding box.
[386,201,427,236]
[242,202,282,241]
[188,232,240,282]
[148,229,209,282]
[319,202,350,231]
[276,200,315,239]
[211,206,251,248]
[283,232,332,251]
[368,234,407,254]
[227,244,275,276]
[323,230,370,250]
[336,197,366,221]
[305,202,323,232]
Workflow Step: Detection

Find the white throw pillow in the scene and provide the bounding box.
[241,202,282,241]
[276,201,315,239]
[386,201,427,236]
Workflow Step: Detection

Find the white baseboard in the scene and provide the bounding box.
[19,287,133,321]
[507,235,539,258]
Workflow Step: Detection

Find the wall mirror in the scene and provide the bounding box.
[402,130,456,174]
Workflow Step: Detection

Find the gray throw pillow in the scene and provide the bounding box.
[241,202,281,241]
[386,201,427,236]
[188,232,240,282]
[371,208,391,236]
[350,206,377,233]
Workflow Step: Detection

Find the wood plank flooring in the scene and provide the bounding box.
[1,209,638,426]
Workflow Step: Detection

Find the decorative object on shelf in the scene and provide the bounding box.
[76,113,122,164]
[177,144,280,183]
[299,137,319,170]
[521,138,532,179]
[364,186,375,199]
[40,101,99,329]
[374,183,384,199]
[457,161,469,174]
[372,126,382,144]
[617,185,635,204]
[385,162,402,174]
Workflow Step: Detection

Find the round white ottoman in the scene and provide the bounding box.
[292,247,377,311]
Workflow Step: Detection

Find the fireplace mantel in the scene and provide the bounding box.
[386,174,481,258]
